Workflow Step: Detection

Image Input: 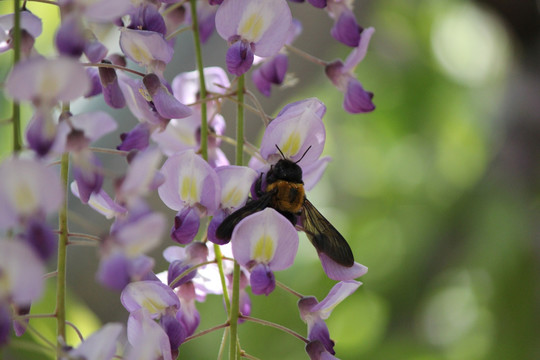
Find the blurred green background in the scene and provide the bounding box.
[1,0,539,359]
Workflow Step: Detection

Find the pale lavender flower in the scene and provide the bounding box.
[158,150,220,244]
[99,60,126,109]
[0,158,63,229]
[142,73,192,120]
[57,0,132,23]
[124,308,174,360]
[119,28,173,74]
[70,182,127,219]
[66,323,123,360]
[0,9,42,55]
[215,0,292,75]
[231,208,299,295]
[208,165,258,244]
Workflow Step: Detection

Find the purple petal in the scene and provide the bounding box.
[171,66,230,106]
[305,340,339,360]
[118,123,151,151]
[308,320,335,354]
[252,67,271,96]
[69,323,123,360]
[125,309,174,360]
[343,27,375,72]
[319,253,368,281]
[216,165,258,210]
[195,2,217,43]
[99,61,126,109]
[302,156,331,191]
[22,218,57,261]
[71,183,127,219]
[260,53,288,84]
[72,152,104,204]
[143,73,192,119]
[119,28,173,66]
[207,209,230,245]
[170,207,201,245]
[97,252,131,290]
[225,40,254,76]
[330,10,360,47]
[5,56,90,103]
[0,240,44,305]
[84,38,108,63]
[85,68,103,98]
[116,147,162,206]
[160,313,186,350]
[176,282,200,336]
[249,263,275,295]
[343,78,375,114]
[151,114,199,155]
[260,98,326,165]
[55,16,85,57]
[0,157,63,229]
[311,281,362,316]
[231,208,298,270]
[168,260,195,289]
[127,4,167,36]
[216,0,292,57]
[119,76,167,127]
[25,110,56,157]
[113,211,166,255]
[121,280,180,316]
[0,10,42,39]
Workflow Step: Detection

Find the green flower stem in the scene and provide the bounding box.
[183,322,230,344]
[239,315,309,344]
[189,0,208,161]
[55,151,69,353]
[229,74,245,360]
[214,244,231,312]
[12,0,22,153]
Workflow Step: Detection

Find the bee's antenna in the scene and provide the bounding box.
[295,145,312,164]
[275,144,285,159]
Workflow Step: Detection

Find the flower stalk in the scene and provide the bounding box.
[12,0,22,153]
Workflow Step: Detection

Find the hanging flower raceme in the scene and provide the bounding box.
[325,27,375,114]
[158,150,220,244]
[215,0,293,75]
[299,280,362,357]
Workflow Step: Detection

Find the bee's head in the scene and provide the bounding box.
[270,158,303,183]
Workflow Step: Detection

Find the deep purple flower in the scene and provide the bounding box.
[55,15,86,57]
[325,27,375,114]
[21,218,57,261]
[299,281,362,355]
[118,123,151,151]
[252,53,288,96]
[330,9,361,47]
[99,60,126,109]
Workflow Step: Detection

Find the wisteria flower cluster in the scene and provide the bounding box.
[0,0,375,359]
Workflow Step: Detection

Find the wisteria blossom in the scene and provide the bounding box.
[215,0,292,75]
[0,0,376,357]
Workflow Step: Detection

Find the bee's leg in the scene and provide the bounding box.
[255,172,265,197]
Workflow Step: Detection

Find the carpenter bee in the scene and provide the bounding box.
[215,147,354,267]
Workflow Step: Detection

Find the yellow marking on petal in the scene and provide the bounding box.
[281,131,301,156]
[253,234,275,262]
[141,298,165,315]
[223,188,243,208]
[180,176,199,204]
[238,13,265,43]
[14,182,38,215]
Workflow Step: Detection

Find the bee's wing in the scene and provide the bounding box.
[301,199,355,267]
[215,191,274,241]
